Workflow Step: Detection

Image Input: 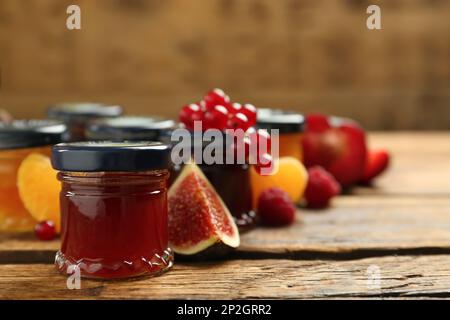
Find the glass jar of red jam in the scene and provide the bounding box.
[51,142,173,279]
[86,116,176,143]
[47,103,123,142]
[257,108,305,162]
[0,120,66,232]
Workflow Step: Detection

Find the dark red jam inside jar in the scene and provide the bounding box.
[47,103,123,142]
[51,142,173,279]
[200,163,256,231]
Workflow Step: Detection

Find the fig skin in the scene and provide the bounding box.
[174,241,238,262]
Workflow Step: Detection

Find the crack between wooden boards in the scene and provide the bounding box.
[4,247,450,264]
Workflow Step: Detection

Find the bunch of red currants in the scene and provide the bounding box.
[179,88,257,131]
[179,88,272,174]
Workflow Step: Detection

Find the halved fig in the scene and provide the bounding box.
[168,162,240,258]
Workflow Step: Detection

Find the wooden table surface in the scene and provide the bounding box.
[1,132,449,299]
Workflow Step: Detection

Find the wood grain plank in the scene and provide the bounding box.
[0,133,449,262]
[2,255,450,299]
[240,196,450,256]
[2,196,450,263]
[353,132,450,196]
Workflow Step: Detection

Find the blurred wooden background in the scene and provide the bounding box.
[0,0,449,130]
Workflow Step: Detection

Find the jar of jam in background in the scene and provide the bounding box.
[173,131,256,231]
[200,163,255,230]
[47,102,123,142]
[51,142,173,279]
[0,120,66,231]
[86,116,176,143]
[257,108,305,162]
[87,115,178,187]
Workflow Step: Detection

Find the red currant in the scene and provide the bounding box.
[179,103,203,130]
[198,100,207,111]
[231,134,251,162]
[256,129,271,155]
[203,105,229,130]
[203,88,230,111]
[246,128,271,163]
[241,104,257,126]
[227,112,250,131]
[35,220,56,241]
[254,153,274,175]
[230,103,242,114]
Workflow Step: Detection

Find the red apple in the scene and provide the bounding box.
[302,113,367,187]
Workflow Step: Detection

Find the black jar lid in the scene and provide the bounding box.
[256,108,305,134]
[47,102,123,120]
[86,116,176,141]
[51,141,171,172]
[0,120,66,150]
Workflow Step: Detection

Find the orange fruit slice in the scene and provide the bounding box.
[250,157,308,207]
[17,153,61,232]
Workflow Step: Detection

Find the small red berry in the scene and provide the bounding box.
[231,134,251,162]
[227,112,250,131]
[229,103,242,114]
[256,129,271,155]
[257,188,296,226]
[179,103,203,130]
[254,152,274,175]
[246,128,272,164]
[360,149,390,184]
[241,104,257,126]
[304,166,341,209]
[198,100,207,111]
[203,88,230,111]
[35,220,56,241]
[203,105,229,131]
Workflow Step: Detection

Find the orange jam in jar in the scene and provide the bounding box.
[257,109,305,162]
[0,120,66,231]
[52,142,173,279]
[47,103,123,142]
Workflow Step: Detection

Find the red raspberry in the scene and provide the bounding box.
[257,188,296,226]
[304,166,341,208]
[35,220,56,241]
